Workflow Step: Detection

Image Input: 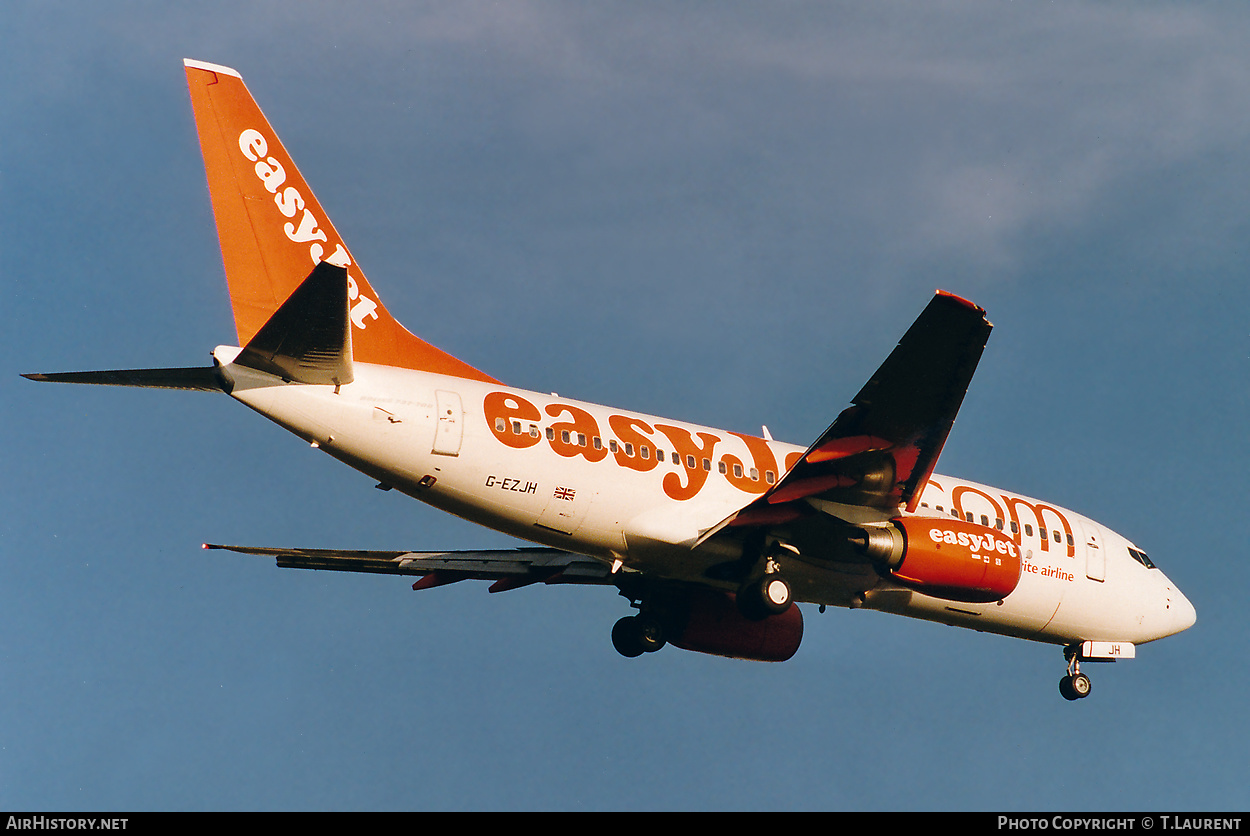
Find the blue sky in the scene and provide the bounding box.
[3,2,1247,811]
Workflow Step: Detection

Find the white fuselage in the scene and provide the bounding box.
[218,350,1196,648]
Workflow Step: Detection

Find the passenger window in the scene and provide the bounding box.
[546,427,555,441]
[718,460,727,474]
[625,443,634,457]
[657,449,665,462]
[495,417,506,433]
[1052,530,1060,543]
[750,468,758,481]
[512,420,521,434]
[641,446,650,459]
[980,514,989,526]
[686,455,696,469]
[702,459,711,471]
[1025,524,1033,537]
[733,463,743,478]
[609,439,619,453]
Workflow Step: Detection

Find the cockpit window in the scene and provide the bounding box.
[1128,547,1157,569]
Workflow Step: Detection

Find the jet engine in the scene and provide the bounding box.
[669,589,804,662]
[852,517,1021,603]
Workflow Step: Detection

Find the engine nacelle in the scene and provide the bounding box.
[855,517,1021,603]
[668,589,803,662]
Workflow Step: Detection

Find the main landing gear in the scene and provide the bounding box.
[1059,645,1093,701]
[611,611,666,658]
[736,544,795,621]
[609,539,798,659]
[737,573,793,621]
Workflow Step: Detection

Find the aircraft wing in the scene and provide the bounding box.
[203,544,617,592]
[702,291,991,541]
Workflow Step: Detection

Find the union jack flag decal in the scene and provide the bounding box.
[553,486,576,501]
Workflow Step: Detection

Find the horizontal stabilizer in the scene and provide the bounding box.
[22,366,224,391]
[234,262,354,386]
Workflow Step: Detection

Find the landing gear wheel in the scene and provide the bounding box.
[1059,644,1093,701]
[1059,672,1093,701]
[738,575,793,621]
[635,615,666,653]
[761,575,792,613]
[1071,672,1092,699]
[611,615,665,658]
[612,616,645,658]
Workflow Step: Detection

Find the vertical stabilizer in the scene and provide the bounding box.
[183,59,498,383]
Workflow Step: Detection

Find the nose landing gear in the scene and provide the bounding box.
[1059,645,1093,701]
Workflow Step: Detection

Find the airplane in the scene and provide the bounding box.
[24,59,1195,701]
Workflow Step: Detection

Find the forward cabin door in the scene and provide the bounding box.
[1080,519,1106,582]
[432,390,463,456]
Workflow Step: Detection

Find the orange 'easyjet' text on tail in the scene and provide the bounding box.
[183,59,497,383]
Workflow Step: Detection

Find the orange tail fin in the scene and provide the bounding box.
[183,59,497,383]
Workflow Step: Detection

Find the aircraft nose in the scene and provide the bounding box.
[1172,588,1197,633]
[1152,581,1196,640]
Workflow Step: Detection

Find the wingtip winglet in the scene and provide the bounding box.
[935,289,985,314]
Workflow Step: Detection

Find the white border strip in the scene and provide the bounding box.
[183,58,242,78]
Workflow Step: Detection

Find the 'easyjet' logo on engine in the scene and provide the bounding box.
[928,527,1018,558]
